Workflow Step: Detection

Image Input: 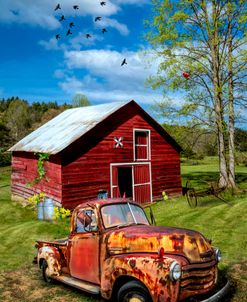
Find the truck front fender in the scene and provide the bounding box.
[38,246,61,278]
[101,254,180,302]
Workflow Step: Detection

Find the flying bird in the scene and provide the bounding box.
[66,29,72,36]
[182,72,190,79]
[100,1,106,6]
[69,22,74,28]
[102,28,107,34]
[59,15,66,21]
[73,5,79,9]
[55,34,60,40]
[121,58,127,66]
[86,34,92,38]
[54,3,61,11]
[95,16,102,22]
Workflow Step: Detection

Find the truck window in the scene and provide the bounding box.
[101,203,149,229]
[76,209,98,233]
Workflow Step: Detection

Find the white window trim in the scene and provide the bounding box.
[133,129,151,161]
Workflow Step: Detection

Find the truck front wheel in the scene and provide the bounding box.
[117,280,152,302]
[42,260,53,283]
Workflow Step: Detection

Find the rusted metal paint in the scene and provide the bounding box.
[37,246,62,277]
[53,274,100,294]
[100,254,181,302]
[104,225,214,264]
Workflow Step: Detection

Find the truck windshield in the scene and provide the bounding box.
[101,203,150,229]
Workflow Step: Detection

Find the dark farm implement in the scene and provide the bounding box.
[183,180,228,208]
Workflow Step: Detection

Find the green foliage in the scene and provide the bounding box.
[36,153,50,181]
[0,149,11,167]
[235,128,247,152]
[53,207,71,220]
[27,153,50,187]
[72,93,91,108]
[162,123,219,158]
[145,0,247,186]
[4,99,31,141]
[0,123,11,148]
[235,152,247,167]
[0,97,71,149]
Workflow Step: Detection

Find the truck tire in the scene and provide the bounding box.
[42,260,53,283]
[117,280,152,302]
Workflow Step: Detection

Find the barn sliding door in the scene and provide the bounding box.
[111,166,120,198]
[133,164,151,204]
[111,163,152,204]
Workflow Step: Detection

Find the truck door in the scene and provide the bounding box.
[68,208,100,284]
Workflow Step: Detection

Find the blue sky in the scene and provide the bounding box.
[0,0,165,107]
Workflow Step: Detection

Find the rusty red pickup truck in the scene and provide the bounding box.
[35,199,230,302]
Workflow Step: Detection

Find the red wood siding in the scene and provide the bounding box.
[11,152,62,203]
[60,103,181,209]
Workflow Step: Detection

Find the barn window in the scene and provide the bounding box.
[134,129,150,161]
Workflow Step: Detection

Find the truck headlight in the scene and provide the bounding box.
[169,261,181,281]
[215,248,222,262]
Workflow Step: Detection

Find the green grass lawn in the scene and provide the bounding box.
[0,158,246,302]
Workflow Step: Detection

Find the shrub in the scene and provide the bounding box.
[236,152,247,166]
[0,149,11,167]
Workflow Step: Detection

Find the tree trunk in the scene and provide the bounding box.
[211,0,229,187]
[227,2,236,189]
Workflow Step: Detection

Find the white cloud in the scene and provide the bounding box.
[38,37,60,50]
[0,0,60,30]
[68,32,104,50]
[0,0,119,30]
[53,69,67,79]
[94,17,129,36]
[60,75,163,104]
[113,0,149,5]
[64,49,156,85]
[59,48,164,104]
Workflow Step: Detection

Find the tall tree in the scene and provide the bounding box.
[72,94,91,108]
[146,0,247,187]
[4,99,31,142]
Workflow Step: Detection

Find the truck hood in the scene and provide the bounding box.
[106,225,215,263]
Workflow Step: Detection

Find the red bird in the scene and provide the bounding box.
[182,72,190,79]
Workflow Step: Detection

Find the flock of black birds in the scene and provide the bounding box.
[54,2,127,66]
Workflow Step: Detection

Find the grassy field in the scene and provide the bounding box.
[0,158,246,302]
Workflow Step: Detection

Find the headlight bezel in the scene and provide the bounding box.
[214,248,222,262]
[169,261,182,281]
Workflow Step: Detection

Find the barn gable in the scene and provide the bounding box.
[9,100,181,154]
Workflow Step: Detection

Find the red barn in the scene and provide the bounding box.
[9,100,182,209]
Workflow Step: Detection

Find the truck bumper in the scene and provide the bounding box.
[200,280,231,302]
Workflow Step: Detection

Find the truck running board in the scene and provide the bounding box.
[54,274,100,294]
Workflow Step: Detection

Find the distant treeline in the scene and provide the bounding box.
[0,97,246,166]
[0,97,73,166]
[163,124,247,163]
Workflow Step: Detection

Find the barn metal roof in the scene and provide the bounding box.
[9,101,130,154]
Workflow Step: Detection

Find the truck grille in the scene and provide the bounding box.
[180,262,217,300]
